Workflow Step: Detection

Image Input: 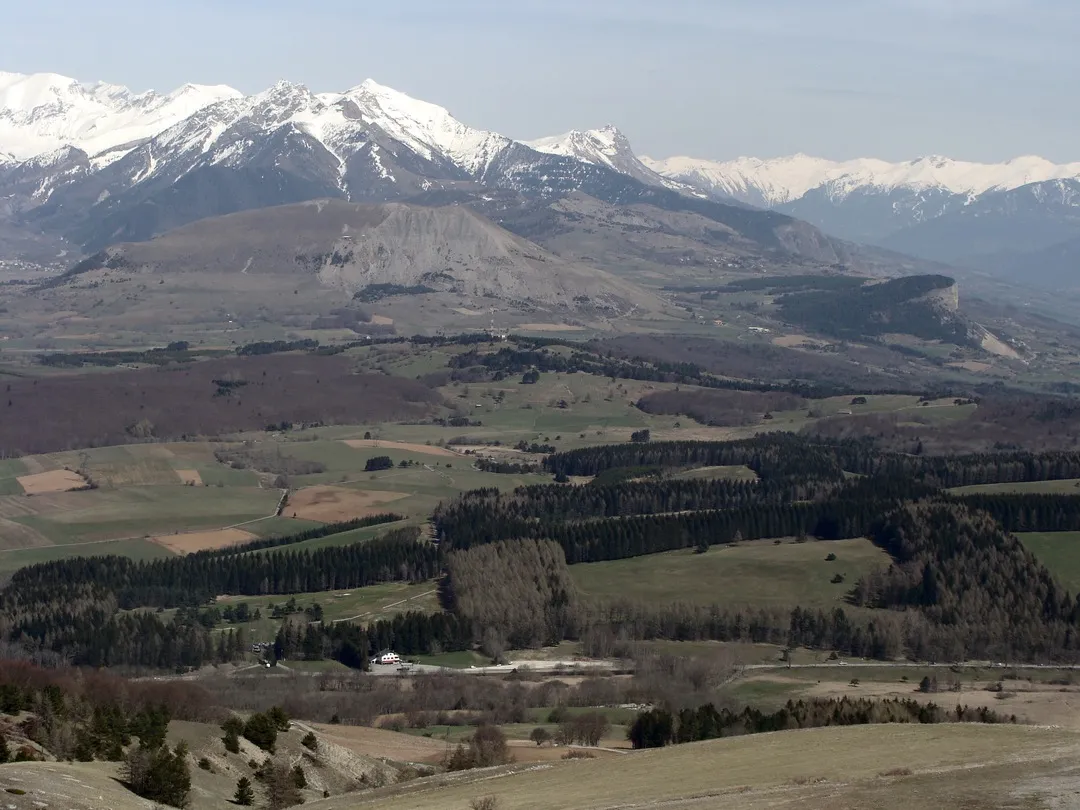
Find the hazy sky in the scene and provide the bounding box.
[4,0,1078,162]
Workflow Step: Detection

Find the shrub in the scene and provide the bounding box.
[879,767,913,777]
[364,455,393,472]
[266,706,290,732]
[198,756,213,771]
[444,725,512,771]
[122,742,191,808]
[470,797,499,810]
[562,749,595,759]
[529,727,551,747]
[300,732,318,752]
[242,713,278,753]
[223,728,240,753]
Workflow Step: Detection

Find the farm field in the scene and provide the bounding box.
[16,469,88,495]
[0,345,1029,574]
[1,485,279,546]
[286,485,409,522]
[1019,531,1080,591]
[152,527,257,554]
[569,538,890,609]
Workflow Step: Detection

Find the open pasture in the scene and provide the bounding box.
[0,537,171,573]
[1019,531,1080,591]
[951,478,1080,496]
[670,465,758,481]
[570,538,890,610]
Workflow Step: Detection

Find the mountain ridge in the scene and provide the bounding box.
[643,152,1080,206]
[640,152,1080,285]
[1,70,851,273]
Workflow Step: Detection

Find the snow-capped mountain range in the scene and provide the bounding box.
[642,153,1080,208]
[525,125,682,190]
[1,70,839,264]
[0,71,242,162]
[1,69,1076,287]
[640,153,1080,283]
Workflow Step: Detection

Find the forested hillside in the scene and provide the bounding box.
[5,432,1080,667]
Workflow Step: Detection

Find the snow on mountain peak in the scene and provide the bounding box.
[525,125,632,165]
[643,152,1080,206]
[525,125,696,192]
[0,71,241,161]
[341,79,508,175]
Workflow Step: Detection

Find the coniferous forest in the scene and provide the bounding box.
[6,433,1080,668]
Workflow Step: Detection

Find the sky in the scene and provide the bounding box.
[3,0,1078,162]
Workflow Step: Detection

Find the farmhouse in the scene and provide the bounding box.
[370,650,401,666]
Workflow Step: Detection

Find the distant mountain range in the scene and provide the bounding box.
[0,71,837,272]
[2,69,1075,299]
[640,153,1080,289]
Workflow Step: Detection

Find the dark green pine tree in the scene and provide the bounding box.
[234,776,255,806]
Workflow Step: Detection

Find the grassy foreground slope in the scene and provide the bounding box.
[341,724,1080,810]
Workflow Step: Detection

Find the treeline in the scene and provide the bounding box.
[200,514,403,557]
[473,458,544,474]
[448,345,834,398]
[274,611,473,668]
[545,436,1080,489]
[7,527,434,609]
[439,476,799,524]
[436,476,934,562]
[36,342,224,368]
[444,540,581,652]
[628,696,1014,749]
[636,389,806,427]
[851,502,1080,660]
[545,435,852,481]
[235,339,319,356]
[8,590,468,670]
[949,493,1080,533]
[589,600,908,660]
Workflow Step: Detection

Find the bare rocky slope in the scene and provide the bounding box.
[59,199,663,314]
